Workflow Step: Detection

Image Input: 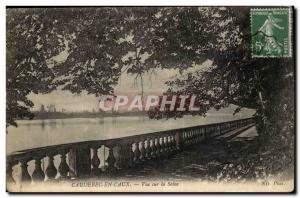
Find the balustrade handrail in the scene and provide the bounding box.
[7,117,254,163]
[6,117,256,185]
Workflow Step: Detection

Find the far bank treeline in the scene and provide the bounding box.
[7,8,294,156]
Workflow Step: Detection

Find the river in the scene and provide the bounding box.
[7,114,251,154]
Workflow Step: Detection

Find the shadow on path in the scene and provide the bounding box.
[117,126,260,182]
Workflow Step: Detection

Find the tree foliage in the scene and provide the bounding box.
[7,7,294,157]
[53,8,124,96]
[6,8,66,127]
[153,7,294,157]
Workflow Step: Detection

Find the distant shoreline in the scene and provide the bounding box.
[15,111,245,121]
[17,111,148,120]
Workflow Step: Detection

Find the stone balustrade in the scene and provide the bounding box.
[6,117,254,185]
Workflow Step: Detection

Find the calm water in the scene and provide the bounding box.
[7,114,249,154]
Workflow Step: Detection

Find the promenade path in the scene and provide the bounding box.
[102,126,258,181]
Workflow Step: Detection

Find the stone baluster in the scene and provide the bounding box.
[106,146,116,173]
[168,136,173,153]
[68,146,91,178]
[133,142,141,164]
[168,136,172,152]
[184,132,187,145]
[127,143,134,167]
[196,130,199,142]
[113,144,125,169]
[58,151,70,179]
[145,139,151,160]
[164,137,168,154]
[172,135,177,151]
[115,144,125,169]
[140,141,146,162]
[162,137,167,154]
[182,131,187,146]
[91,146,100,174]
[172,135,176,152]
[156,138,161,158]
[46,155,57,180]
[199,128,201,140]
[20,159,32,183]
[165,136,169,153]
[175,131,181,150]
[32,157,45,182]
[167,136,172,153]
[160,137,166,156]
[151,139,157,158]
[6,161,15,184]
[123,143,131,168]
[168,136,173,152]
[199,128,202,138]
[192,131,195,144]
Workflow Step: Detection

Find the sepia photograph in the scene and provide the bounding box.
[5,6,295,193]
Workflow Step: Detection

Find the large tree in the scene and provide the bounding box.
[152,7,294,156]
[6,8,126,127]
[6,8,67,127]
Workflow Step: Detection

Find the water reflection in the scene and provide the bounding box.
[41,120,45,130]
[98,119,104,125]
[48,120,57,129]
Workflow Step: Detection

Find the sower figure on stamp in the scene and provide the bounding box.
[258,12,284,55]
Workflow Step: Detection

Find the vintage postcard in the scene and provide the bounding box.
[6,6,295,193]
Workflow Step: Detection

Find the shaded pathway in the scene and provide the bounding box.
[116,126,258,181]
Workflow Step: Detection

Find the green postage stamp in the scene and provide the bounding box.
[251,8,292,57]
